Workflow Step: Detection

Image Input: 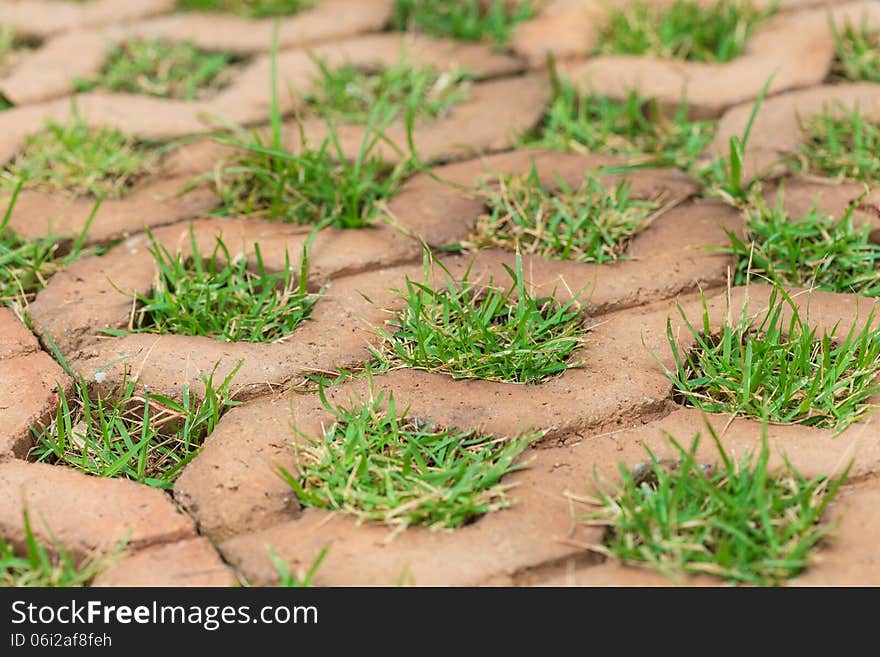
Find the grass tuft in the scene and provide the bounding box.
[469,166,662,262]
[525,83,715,171]
[664,286,880,430]
[374,253,587,384]
[393,0,534,44]
[584,425,847,585]
[724,191,880,296]
[306,57,471,123]
[595,0,771,63]
[31,366,240,489]
[177,0,317,18]
[278,387,538,529]
[75,39,239,101]
[129,229,317,343]
[829,18,880,83]
[0,186,107,325]
[210,114,410,229]
[796,106,880,182]
[209,21,413,229]
[2,117,153,198]
[1,510,122,587]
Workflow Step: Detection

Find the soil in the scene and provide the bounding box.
[3,0,880,588]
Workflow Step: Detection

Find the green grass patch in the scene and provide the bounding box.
[829,19,880,83]
[724,192,880,296]
[210,114,410,229]
[177,0,317,18]
[583,425,846,585]
[75,39,239,101]
[2,510,121,587]
[393,0,534,44]
[31,366,240,490]
[279,387,537,529]
[374,253,587,384]
[2,117,153,198]
[469,166,662,262]
[128,230,317,343]
[524,83,715,171]
[595,0,771,63]
[664,287,880,430]
[209,18,413,229]
[0,185,106,325]
[306,58,471,123]
[796,106,880,182]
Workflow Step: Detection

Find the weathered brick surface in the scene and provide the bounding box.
[0,155,217,246]
[93,538,237,587]
[174,393,302,542]
[791,478,880,586]
[0,460,195,558]
[134,73,550,182]
[109,0,394,54]
[1,1,394,106]
[0,309,67,459]
[0,307,38,360]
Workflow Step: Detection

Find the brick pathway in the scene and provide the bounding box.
[2,0,879,586]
